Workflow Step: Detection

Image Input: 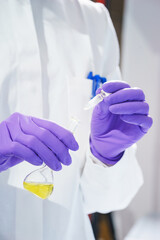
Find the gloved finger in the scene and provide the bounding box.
[0,156,23,172]
[38,133,72,166]
[31,117,79,151]
[20,117,72,166]
[120,114,153,133]
[6,118,62,170]
[0,160,11,172]
[10,142,43,165]
[0,154,8,165]
[43,154,62,171]
[96,87,102,95]
[102,80,130,93]
[0,164,9,172]
[106,88,145,105]
[13,132,62,171]
[109,101,149,115]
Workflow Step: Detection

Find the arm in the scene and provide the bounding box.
[0,112,79,172]
[80,4,152,214]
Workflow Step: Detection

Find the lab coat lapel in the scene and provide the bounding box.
[9,0,43,117]
[3,1,44,240]
[42,1,93,209]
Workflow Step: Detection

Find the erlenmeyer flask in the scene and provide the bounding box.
[23,164,54,199]
[23,117,79,199]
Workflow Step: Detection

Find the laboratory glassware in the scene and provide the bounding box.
[23,117,79,199]
[84,89,110,110]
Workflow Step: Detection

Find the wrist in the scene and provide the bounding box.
[90,138,125,165]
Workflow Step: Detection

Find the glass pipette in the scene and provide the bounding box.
[23,117,79,199]
[84,89,110,110]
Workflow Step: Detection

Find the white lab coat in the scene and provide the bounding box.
[0,0,143,239]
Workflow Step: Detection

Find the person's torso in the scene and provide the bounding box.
[0,0,106,239]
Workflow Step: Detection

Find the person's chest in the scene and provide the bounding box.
[0,0,95,117]
[2,0,93,206]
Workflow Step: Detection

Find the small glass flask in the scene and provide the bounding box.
[23,117,79,199]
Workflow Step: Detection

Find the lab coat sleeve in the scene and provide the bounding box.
[80,3,143,214]
[80,144,143,214]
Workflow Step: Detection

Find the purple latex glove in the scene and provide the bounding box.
[0,112,79,172]
[90,81,153,165]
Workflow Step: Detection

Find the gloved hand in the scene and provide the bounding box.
[0,112,79,172]
[90,81,153,165]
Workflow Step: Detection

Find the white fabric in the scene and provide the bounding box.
[113,0,160,239]
[81,144,143,214]
[0,0,143,239]
[124,214,160,240]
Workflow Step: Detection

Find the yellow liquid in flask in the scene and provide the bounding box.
[23,182,54,199]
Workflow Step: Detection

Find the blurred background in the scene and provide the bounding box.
[90,0,160,239]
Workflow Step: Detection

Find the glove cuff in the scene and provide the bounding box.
[90,140,125,166]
